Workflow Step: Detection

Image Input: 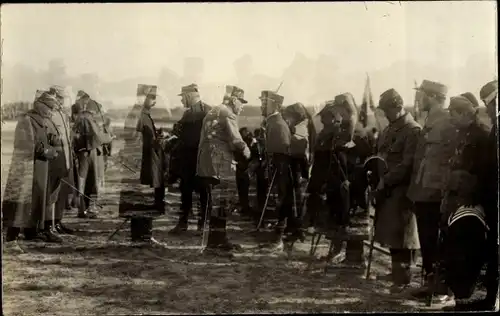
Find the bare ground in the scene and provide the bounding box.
[2,130,448,315]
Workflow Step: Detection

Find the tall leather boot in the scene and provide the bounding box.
[6,227,21,242]
[43,220,63,243]
[206,216,223,249]
[141,217,153,242]
[345,240,366,267]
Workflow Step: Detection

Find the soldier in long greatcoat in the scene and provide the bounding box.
[476,80,499,311]
[406,80,458,304]
[169,84,212,234]
[49,85,76,235]
[3,91,66,243]
[440,93,495,311]
[196,85,251,255]
[372,89,421,292]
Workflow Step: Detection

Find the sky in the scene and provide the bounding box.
[1,1,498,106]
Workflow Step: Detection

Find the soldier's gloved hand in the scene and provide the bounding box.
[341,180,350,190]
[43,147,59,160]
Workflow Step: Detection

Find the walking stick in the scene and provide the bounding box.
[255,169,278,231]
[108,217,130,241]
[200,185,212,253]
[365,173,378,280]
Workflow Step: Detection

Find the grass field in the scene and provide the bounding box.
[2,123,458,315]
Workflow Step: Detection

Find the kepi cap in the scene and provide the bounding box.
[333,92,357,118]
[459,92,479,108]
[479,80,498,105]
[77,90,90,100]
[225,85,248,104]
[137,84,157,98]
[378,88,404,110]
[178,83,199,96]
[414,79,448,97]
[49,85,67,99]
[34,89,45,102]
[449,95,477,112]
[259,90,284,107]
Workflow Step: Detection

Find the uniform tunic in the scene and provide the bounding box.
[136,108,166,189]
[374,113,421,249]
[2,101,63,230]
[197,104,248,218]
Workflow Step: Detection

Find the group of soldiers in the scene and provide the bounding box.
[2,77,498,312]
[3,86,114,243]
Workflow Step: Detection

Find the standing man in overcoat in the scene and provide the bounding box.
[406,80,457,304]
[373,89,421,293]
[197,85,251,255]
[49,85,76,234]
[3,90,65,244]
[169,84,211,234]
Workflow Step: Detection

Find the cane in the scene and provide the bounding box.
[255,169,278,231]
[200,185,212,253]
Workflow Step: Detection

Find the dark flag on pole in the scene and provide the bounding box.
[359,73,375,128]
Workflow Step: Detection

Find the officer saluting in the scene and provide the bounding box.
[259,90,303,252]
[197,85,250,255]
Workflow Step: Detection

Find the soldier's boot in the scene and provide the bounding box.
[42,221,63,243]
[345,240,366,267]
[23,227,47,242]
[260,222,285,253]
[77,177,94,219]
[6,227,21,242]
[169,216,189,235]
[54,220,75,235]
[325,239,346,264]
[389,250,412,293]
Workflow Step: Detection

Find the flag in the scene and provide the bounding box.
[359,74,375,128]
[413,79,421,121]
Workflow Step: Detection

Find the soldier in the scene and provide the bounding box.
[406,80,457,304]
[309,94,364,265]
[477,80,499,311]
[3,90,65,244]
[282,102,315,223]
[49,85,76,234]
[258,90,305,251]
[372,89,421,293]
[197,85,251,254]
[169,84,211,234]
[438,94,492,310]
[235,127,255,218]
[72,90,106,219]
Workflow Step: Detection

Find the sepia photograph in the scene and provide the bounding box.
[1,1,498,314]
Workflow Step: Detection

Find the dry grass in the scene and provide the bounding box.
[2,126,445,315]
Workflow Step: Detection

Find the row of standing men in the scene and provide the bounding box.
[2,79,498,311]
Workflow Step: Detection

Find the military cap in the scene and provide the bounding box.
[37,91,60,109]
[225,85,248,104]
[414,79,448,97]
[137,84,157,98]
[378,88,404,110]
[459,92,479,108]
[333,92,358,118]
[449,95,477,112]
[178,83,199,96]
[259,90,284,107]
[479,80,498,105]
[77,90,90,100]
[34,89,45,102]
[284,102,308,121]
[317,100,335,117]
[49,85,68,99]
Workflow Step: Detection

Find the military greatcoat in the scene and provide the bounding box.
[374,113,421,249]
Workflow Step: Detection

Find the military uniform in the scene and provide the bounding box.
[49,86,76,234]
[235,127,255,217]
[406,80,457,299]
[72,91,106,219]
[373,89,421,287]
[170,84,211,233]
[259,91,305,247]
[305,93,366,265]
[3,91,66,243]
[197,85,250,252]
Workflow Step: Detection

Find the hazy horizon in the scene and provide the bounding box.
[1,2,497,108]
